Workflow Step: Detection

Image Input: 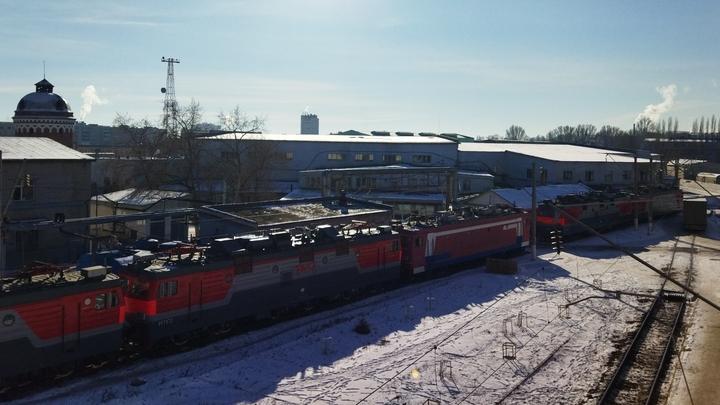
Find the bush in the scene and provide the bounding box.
[353,318,371,335]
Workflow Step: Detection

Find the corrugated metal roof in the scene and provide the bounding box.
[94,188,189,208]
[201,133,455,144]
[0,137,93,160]
[459,142,652,163]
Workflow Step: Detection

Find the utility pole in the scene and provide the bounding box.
[633,154,639,230]
[647,155,653,234]
[531,162,537,260]
[161,56,180,136]
[0,150,4,273]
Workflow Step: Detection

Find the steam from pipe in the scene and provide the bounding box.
[635,84,677,123]
[78,85,108,120]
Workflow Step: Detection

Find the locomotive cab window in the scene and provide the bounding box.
[159,280,179,298]
[95,293,108,310]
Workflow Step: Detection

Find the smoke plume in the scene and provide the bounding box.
[636,84,677,123]
[78,85,108,120]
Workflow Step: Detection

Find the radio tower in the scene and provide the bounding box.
[160,56,180,136]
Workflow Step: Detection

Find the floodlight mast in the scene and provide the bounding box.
[161,57,180,136]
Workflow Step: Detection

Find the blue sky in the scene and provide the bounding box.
[1,0,719,136]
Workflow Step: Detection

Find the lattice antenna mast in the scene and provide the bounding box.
[161,56,180,136]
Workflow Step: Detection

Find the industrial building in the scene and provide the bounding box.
[458,142,658,188]
[89,188,191,241]
[286,165,493,216]
[199,133,459,193]
[0,137,93,272]
[197,197,393,239]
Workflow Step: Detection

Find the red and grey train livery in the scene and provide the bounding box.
[537,187,682,239]
[0,266,125,389]
[400,207,529,275]
[121,224,403,344]
[0,205,528,390]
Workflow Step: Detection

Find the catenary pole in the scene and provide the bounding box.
[550,201,720,312]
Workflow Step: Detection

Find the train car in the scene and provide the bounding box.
[120,224,403,345]
[0,266,125,389]
[683,197,708,231]
[537,188,682,239]
[399,206,529,275]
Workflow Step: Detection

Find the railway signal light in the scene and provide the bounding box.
[549,228,563,254]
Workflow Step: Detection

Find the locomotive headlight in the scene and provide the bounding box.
[2,314,15,327]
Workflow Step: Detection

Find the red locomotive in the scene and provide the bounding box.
[536,187,682,239]
[0,265,125,390]
[0,205,528,393]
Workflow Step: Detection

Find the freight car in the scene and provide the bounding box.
[537,187,682,239]
[0,205,528,392]
[683,197,707,231]
[0,265,125,391]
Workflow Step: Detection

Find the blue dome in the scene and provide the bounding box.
[14,79,73,118]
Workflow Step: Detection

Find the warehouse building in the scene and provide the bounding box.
[199,133,459,193]
[458,142,658,188]
[285,165,493,216]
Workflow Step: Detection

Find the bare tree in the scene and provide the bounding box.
[112,114,169,190]
[213,106,277,202]
[692,119,698,134]
[574,124,597,144]
[634,116,655,135]
[699,116,706,134]
[505,125,527,140]
[547,125,576,142]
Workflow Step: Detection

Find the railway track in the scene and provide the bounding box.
[597,236,693,405]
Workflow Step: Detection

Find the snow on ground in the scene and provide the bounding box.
[18,218,685,405]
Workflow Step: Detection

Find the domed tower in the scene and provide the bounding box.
[12,78,75,147]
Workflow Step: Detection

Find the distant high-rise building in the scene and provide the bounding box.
[301,112,319,134]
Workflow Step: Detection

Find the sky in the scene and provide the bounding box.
[1,0,719,137]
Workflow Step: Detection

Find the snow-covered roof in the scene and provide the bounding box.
[0,137,93,160]
[94,188,189,209]
[301,164,456,173]
[488,183,592,209]
[459,142,652,163]
[283,189,446,204]
[201,133,455,144]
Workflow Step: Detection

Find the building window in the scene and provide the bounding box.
[540,169,548,185]
[13,174,33,201]
[383,154,402,163]
[327,153,344,161]
[563,170,573,181]
[355,153,373,161]
[159,280,179,298]
[584,170,594,182]
[526,168,533,179]
[622,170,631,181]
[412,154,431,164]
[284,152,293,160]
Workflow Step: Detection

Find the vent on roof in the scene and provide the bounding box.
[418,132,437,137]
[395,131,414,136]
[370,131,390,136]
